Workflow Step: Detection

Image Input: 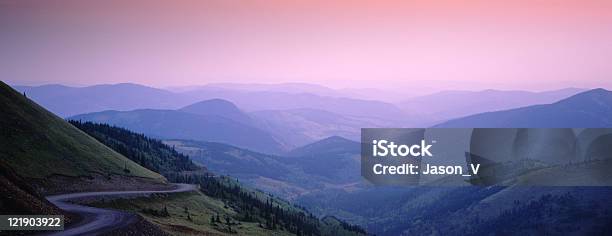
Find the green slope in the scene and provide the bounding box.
[91,190,365,236]
[0,81,164,182]
[90,176,366,236]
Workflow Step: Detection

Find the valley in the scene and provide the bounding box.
[4,81,612,235]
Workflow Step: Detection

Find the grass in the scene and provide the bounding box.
[91,191,294,236]
[0,81,164,180]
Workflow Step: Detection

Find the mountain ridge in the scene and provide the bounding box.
[435,88,612,128]
[15,83,190,117]
[69,108,285,154]
[401,87,584,122]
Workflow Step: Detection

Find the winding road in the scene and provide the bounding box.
[43,183,197,236]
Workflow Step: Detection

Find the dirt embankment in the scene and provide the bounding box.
[0,161,79,236]
[0,161,66,216]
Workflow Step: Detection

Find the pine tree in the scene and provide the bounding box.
[162,205,169,216]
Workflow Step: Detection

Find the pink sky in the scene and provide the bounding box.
[1,0,612,91]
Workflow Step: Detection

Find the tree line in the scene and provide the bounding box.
[69,120,200,175]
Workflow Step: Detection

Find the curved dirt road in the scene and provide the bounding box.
[43,183,197,236]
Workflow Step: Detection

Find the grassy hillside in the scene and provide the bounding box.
[92,191,280,236]
[91,176,366,236]
[0,81,164,192]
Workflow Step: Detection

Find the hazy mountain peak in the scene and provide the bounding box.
[181,98,239,109]
[179,99,252,124]
[552,88,612,109]
[319,135,355,144]
[571,88,610,97]
[555,88,611,103]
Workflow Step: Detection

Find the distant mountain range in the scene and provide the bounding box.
[400,88,584,122]
[180,88,415,122]
[171,82,345,97]
[70,102,285,154]
[16,82,593,150]
[168,82,413,102]
[69,97,374,153]
[436,88,612,127]
[15,83,424,148]
[251,108,380,148]
[14,83,194,117]
[14,83,414,122]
